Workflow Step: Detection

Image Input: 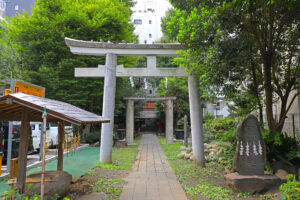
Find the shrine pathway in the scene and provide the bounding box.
[120,132,187,200]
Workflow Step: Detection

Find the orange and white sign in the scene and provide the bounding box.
[5,80,45,98]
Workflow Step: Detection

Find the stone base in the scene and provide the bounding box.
[26,171,72,197]
[224,172,282,194]
[127,143,137,146]
[115,140,127,147]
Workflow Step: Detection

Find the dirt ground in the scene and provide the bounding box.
[64,168,130,200]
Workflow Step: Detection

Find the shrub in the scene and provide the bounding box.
[85,131,100,144]
[279,174,300,200]
[262,129,300,164]
[203,117,238,144]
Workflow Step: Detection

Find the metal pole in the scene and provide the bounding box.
[184,115,188,147]
[7,72,14,173]
[292,114,295,139]
[41,107,47,200]
[39,123,43,161]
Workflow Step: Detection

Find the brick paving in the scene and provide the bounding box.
[120,132,187,200]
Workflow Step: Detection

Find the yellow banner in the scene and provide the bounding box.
[14,81,45,97]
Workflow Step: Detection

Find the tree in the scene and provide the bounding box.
[156,77,189,128]
[167,0,300,133]
[2,0,137,114]
[0,20,20,86]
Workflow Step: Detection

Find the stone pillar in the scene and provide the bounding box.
[184,115,188,147]
[165,99,174,144]
[126,99,134,145]
[188,76,205,166]
[100,53,117,164]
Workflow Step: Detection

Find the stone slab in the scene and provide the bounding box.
[224,172,282,194]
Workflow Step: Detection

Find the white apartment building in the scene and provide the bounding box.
[132,0,171,44]
[0,0,5,19]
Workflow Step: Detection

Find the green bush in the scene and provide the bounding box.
[203,118,238,144]
[262,129,300,164]
[203,109,214,122]
[176,117,184,129]
[85,131,100,144]
[279,174,300,200]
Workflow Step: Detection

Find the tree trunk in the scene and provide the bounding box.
[251,61,263,123]
[263,54,276,132]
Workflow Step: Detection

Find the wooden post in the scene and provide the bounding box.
[57,121,65,171]
[16,108,30,193]
[184,115,188,147]
[41,107,47,200]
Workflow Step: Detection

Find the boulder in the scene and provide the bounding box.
[177,152,185,159]
[89,141,100,147]
[225,168,231,174]
[272,159,297,176]
[209,152,215,156]
[224,172,282,194]
[275,169,288,180]
[115,140,127,147]
[184,153,191,160]
[204,143,210,149]
[190,154,195,161]
[211,149,218,153]
[26,171,72,198]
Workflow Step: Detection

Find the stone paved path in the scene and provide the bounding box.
[120,133,187,200]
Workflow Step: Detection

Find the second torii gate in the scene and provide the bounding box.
[65,38,205,166]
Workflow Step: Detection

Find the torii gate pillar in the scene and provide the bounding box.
[166,99,174,144]
[188,76,205,166]
[126,99,134,145]
[100,53,117,163]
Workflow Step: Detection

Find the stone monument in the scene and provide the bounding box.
[233,114,266,175]
[225,115,281,194]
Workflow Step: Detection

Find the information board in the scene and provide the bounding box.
[5,80,45,97]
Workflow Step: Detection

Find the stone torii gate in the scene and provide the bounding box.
[65,38,205,166]
[124,96,176,145]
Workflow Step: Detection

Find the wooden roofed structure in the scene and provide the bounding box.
[0,93,109,193]
[0,93,109,125]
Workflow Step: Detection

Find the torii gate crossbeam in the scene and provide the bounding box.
[65,37,205,166]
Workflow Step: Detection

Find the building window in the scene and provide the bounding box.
[149,34,152,38]
[149,90,152,94]
[149,20,152,24]
[147,8,153,12]
[14,4,19,11]
[134,19,142,24]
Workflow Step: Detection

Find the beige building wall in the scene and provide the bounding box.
[280,90,300,139]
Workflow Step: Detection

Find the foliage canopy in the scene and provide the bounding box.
[1,0,138,115]
[166,0,300,133]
